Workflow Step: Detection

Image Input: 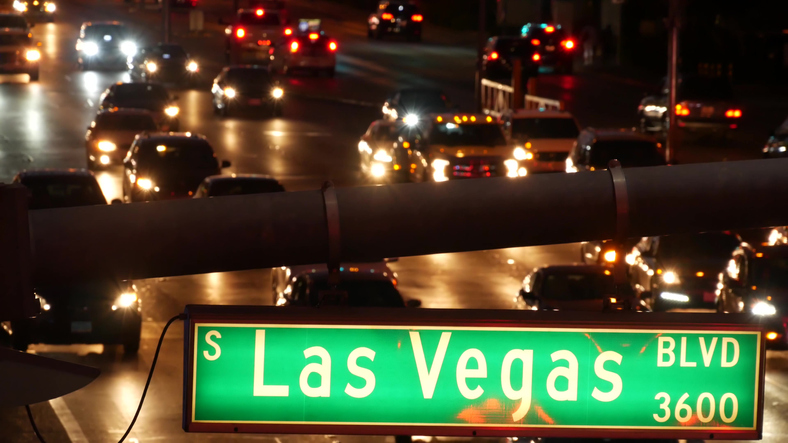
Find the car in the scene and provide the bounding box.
[638,75,742,135]
[358,119,425,183]
[628,232,743,311]
[225,8,286,64]
[381,88,451,122]
[270,28,337,77]
[122,133,231,202]
[13,0,56,22]
[211,65,284,117]
[99,82,181,131]
[520,23,576,74]
[367,0,422,41]
[565,128,666,172]
[76,21,137,70]
[515,264,644,311]
[128,43,199,86]
[85,108,159,168]
[501,110,580,173]
[0,13,40,81]
[481,36,540,82]
[194,174,284,197]
[9,169,141,354]
[272,262,419,308]
[423,113,524,181]
[763,116,788,158]
[717,245,788,347]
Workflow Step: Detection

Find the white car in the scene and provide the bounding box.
[502,109,580,173]
[271,261,398,306]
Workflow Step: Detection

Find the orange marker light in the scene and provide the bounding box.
[284,28,293,36]
[309,33,319,40]
[255,8,264,16]
[696,271,704,277]
[403,141,410,148]
[545,25,555,33]
[329,41,337,51]
[382,12,393,20]
[486,116,492,122]
[531,39,540,46]
[290,41,299,52]
[532,52,541,61]
[436,116,443,122]
[470,116,476,122]
[235,28,245,38]
[462,115,468,122]
[411,14,423,22]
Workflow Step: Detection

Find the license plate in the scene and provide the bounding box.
[256,52,269,60]
[703,291,716,302]
[248,99,262,105]
[546,45,555,52]
[399,20,407,25]
[71,321,92,333]
[701,106,714,117]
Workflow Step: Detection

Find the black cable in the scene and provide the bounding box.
[26,313,184,443]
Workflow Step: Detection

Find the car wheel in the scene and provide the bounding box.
[375,29,383,40]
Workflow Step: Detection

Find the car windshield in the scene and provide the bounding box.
[84,25,128,40]
[226,68,273,85]
[397,91,449,113]
[238,12,281,26]
[137,140,218,170]
[147,45,188,60]
[0,16,28,28]
[384,3,418,14]
[0,34,29,45]
[589,140,666,168]
[96,114,157,131]
[208,179,284,196]
[751,258,788,288]
[495,38,537,57]
[307,279,404,307]
[20,176,107,210]
[111,84,170,103]
[658,234,740,260]
[511,118,579,139]
[679,77,734,100]
[429,123,506,147]
[541,272,615,300]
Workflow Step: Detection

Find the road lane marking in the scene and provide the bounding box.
[50,397,88,442]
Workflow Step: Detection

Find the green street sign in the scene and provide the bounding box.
[183,306,764,440]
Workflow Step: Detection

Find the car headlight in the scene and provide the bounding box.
[83,41,99,56]
[97,140,117,152]
[603,250,617,263]
[752,301,777,316]
[389,108,398,119]
[120,41,137,56]
[187,61,199,72]
[513,147,531,161]
[373,150,392,162]
[25,49,40,62]
[403,114,419,126]
[224,87,236,98]
[358,140,371,154]
[136,178,153,190]
[45,2,56,12]
[431,158,450,182]
[164,106,179,117]
[146,62,157,72]
[271,87,284,99]
[370,163,386,178]
[115,292,138,308]
[662,271,679,284]
[566,157,577,173]
[504,159,519,177]
[13,0,26,11]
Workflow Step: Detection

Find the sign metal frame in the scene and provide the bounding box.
[183,304,765,440]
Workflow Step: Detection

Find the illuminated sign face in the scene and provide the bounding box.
[184,307,763,440]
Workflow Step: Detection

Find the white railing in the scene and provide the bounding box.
[480,78,514,118]
[524,94,564,111]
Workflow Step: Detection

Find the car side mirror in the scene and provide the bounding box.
[406,299,421,308]
[519,289,536,301]
[221,160,231,168]
[110,198,123,205]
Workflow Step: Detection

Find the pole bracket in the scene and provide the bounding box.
[608,160,629,286]
[321,181,341,287]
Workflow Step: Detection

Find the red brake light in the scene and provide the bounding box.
[382,12,393,20]
[290,41,299,52]
[562,39,574,49]
[309,32,319,40]
[675,104,690,116]
[284,28,292,36]
[255,8,264,16]
[411,14,423,22]
[532,52,541,61]
[329,41,337,51]
[489,51,498,60]
[235,28,245,38]
[531,39,540,46]
[726,109,742,118]
[545,25,555,33]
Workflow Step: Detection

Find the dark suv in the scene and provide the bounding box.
[481,36,539,82]
[566,128,666,172]
[367,1,422,41]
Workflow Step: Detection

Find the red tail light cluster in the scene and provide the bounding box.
[675,104,690,116]
[381,12,393,20]
[329,41,338,51]
[255,8,264,16]
[309,33,319,40]
[235,28,245,39]
[532,53,541,61]
[290,41,299,52]
[545,25,555,33]
[725,109,742,118]
[411,14,423,22]
[531,39,540,46]
[489,51,499,60]
[284,28,293,36]
[561,39,575,49]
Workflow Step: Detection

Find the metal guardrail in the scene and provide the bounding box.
[480,78,513,118]
[524,94,564,111]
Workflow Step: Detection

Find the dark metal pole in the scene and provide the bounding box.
[666,0,680,163]
[475,0,486,112]
[163,0,170,43]
[0,184,36,322]
[26,159,788,286]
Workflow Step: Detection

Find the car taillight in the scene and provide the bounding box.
[255,8,263,16]
[257,39,271,46]
[545,25,555,33]
[329,41,337,51]
[309,32,319,40]
[284,28,293,36]
[725,109,742,118]
[532,52,541,61]
[382,12,393,20]
[675,104,690,116]
[235,28,245,38]
[489,51,498,60]
[290,41,299,52]
[561,39,575,49]
[411,14,423,22]
[531,39,540,45]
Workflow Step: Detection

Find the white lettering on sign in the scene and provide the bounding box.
[345,347,376,398]
[700,337,718,367]
[253,330,289,397]
[300,347,331,397]
[203,330,221,361]
[501,349,533,422]
[592,351,623,402]
[679,337,697,367]
[722,338,739,368]
[456,348,487,400]
[657,337,675,367]
[410,331,451,399]
[546,350,578,401]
